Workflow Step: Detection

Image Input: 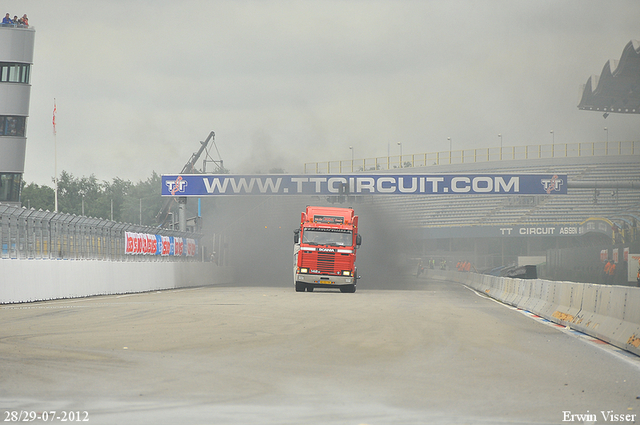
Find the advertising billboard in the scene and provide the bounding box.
[161,173,568,197]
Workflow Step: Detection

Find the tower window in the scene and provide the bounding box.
[0,116,26,136]
[0,173,22,203]
[0,62,30,83]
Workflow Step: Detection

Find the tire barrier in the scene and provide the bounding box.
[427,270,640,357]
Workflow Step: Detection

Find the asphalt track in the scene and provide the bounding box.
[1,278,640,425]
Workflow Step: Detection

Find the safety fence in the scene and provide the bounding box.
[304,141,640,173]
[0,202,202,261]
[427,270,640,357]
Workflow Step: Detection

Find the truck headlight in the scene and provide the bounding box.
[342,270,351,276]
[300,268,308,274]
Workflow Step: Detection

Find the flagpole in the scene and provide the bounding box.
[53,99,58,213]
[54,132,58,213]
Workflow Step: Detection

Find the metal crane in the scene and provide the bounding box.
[156,131,223,228]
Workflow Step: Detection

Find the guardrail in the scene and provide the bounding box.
[304,141,640,174]
[0,203,202,261]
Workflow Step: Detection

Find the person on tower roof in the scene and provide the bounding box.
[2,13,13,26]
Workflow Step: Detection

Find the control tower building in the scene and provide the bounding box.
[0,23,35,205]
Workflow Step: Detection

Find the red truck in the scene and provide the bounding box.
[293,206,361,293]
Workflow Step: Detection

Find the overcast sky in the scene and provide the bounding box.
[8,0,640,186]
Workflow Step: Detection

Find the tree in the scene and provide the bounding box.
[56,171,106,218]
[21,171,163,223]
[20,170,194,227]
[102,177,133,222]
[21,182,54,211]
[119,172,163,225]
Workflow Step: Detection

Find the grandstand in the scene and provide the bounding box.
[374,155,640,229]
[352,148,640,280]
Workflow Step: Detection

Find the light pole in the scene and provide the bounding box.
[604,127,608,142]
[53,99,58,213]
[550,130,554,144]
[447,137,451,164]
[349,146,354,172]
[498,134,502,160]
[397,142,402,168]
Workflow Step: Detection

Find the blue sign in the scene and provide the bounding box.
[161,173,568,196]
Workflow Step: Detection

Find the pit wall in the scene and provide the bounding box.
[0,260,234,304]
[426,270,640,357]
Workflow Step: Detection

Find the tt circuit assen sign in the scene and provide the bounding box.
[161,173,567,197]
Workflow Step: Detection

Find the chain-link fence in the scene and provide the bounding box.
[0,203,203,261]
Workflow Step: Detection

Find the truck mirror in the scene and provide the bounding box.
[356,233,362,247]
[293,229,300,244]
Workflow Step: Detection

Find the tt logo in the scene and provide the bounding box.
[541,175,563,194]
[166,176,188,195]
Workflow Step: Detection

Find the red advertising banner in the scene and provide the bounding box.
[600,249,608,262]
[125,232,197,257]
[624,247,629,262]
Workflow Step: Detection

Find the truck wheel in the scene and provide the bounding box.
[340,285,356,293]
[295,282,305,292]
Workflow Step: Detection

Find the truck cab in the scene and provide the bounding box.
[293,206,361,293]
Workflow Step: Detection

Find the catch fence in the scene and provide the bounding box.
[0,203,202,261]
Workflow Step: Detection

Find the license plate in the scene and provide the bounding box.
[319,280,333,284]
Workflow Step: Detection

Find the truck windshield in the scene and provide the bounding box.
[302,229,352,247]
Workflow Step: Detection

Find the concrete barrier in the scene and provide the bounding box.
[0,259,234,304]
[503,278,516,304]
[426,270,640,357]
[519,279,547,314]
[476,274,493,296]
[532,279,559,320]
[511,277,532,307]
[546,282,584,327]
[570,284,640,355]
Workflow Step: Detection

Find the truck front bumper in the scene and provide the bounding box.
[294,273,355,288]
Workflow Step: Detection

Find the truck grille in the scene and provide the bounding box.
[300,251,353,274]
[317,252,335,273]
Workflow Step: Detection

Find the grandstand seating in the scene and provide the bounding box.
[367,156,640,229]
